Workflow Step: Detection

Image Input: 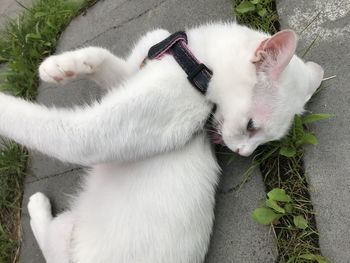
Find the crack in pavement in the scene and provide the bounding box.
[27,167,84,184]
[78,0,169,48]
[218,183,241,195]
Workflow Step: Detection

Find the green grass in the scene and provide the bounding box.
[0,0,97,262]
[0,0,98,99]
[233,0,330,262]
[0,142,27,263]
[234,0,279,33]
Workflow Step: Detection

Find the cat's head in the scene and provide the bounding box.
[208,29,324,156]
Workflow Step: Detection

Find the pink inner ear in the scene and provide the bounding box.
[252,30,297,81]
[252,38,269,63]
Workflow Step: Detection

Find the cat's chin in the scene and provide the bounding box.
[210,137,253,157]
[235,146,256,157]
[236,150,253,157]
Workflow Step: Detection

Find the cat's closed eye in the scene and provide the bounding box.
[246,118,255,132]
[247,118,260,138]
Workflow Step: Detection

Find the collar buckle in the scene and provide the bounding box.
[187,63,213,94]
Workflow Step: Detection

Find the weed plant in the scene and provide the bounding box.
[233,0,331,262]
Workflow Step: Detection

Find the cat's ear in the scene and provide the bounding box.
[252,30,297,81]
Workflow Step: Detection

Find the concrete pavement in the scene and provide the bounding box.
[14,0,277,262]
[0,0,33,30]
[277,1,350,262]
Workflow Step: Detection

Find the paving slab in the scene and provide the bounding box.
[0,0,34,30]
[19,170,83,263]
[277,1,350,262]
[19,0,277,262]
[206,147,277,262]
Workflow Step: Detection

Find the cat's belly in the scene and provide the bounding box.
[69,134,220,263]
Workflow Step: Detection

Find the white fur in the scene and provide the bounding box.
[0,22,323,263]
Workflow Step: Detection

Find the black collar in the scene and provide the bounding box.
[147,31,213,95]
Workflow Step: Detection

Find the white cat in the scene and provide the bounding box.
[0,22,323,263]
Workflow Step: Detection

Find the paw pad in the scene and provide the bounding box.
[64,70,75,77]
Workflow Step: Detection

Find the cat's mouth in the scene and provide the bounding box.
[209,126,253,156]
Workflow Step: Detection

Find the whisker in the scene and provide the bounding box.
[204,128,220,134]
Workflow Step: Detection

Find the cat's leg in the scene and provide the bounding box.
[126,29,170,71]
[38,29,170,90]
[39,47,132,89]
[28,193,53,252]
[28,193,73,263]
[0,79,210,165]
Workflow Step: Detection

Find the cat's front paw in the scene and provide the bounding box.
[39,47,106,84]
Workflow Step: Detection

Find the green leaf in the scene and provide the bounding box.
[25,33,41,43]
[299,253,329,262]
[279,146,296,157]
[266,199,285,214]
[235,1,256,14]
[35,21,41,35]
[252,207,281,225]
[250,0,260,4]
[299,254,317,260]
[46,19,55,29]
[302,113,334,124]
[284,203,293,213]
[286,256,297,263]
[267,188,292,202]
[315,255,330,263]
[0,55,8,62]
[298,132,318,146]
[293,115,304,141]
[34,11,47,18]
[258,8,267,17]
[293,215,308,229]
